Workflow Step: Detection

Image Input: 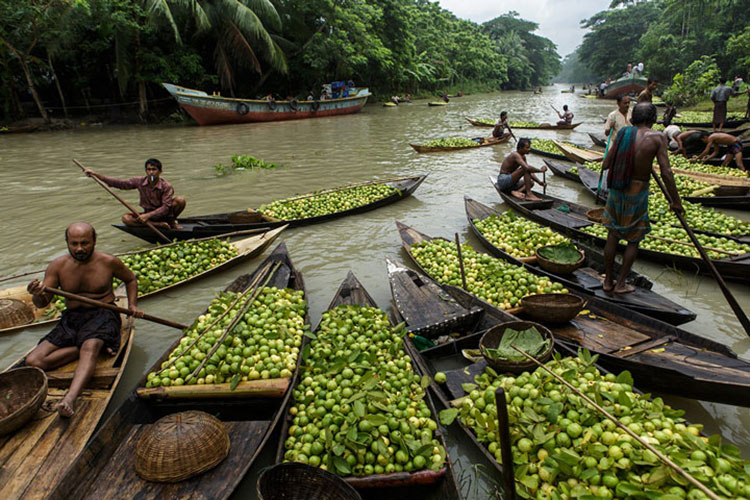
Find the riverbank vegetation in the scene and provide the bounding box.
[0,1,559,125]
[573,0,750,106]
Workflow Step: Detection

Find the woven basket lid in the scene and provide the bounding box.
[135,410,230,483]
[0,298,34,329]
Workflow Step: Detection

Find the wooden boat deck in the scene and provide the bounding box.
[394,222,750,406]
[553,140,604,163]
[0,290,134,500]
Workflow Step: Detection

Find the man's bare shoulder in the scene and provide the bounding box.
[47,255,70,271]
[95,251,122,267]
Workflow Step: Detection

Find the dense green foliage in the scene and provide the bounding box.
[577,1,750,105]
[0,1,560,123]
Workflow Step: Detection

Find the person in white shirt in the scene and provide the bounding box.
[604,95,632,138]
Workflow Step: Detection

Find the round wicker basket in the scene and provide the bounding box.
[257,463,362,500]
[586,207,604,223]
[135,411,230,483]
[0,367,48,436]
[535,245,585,275]
[479,321,554,374]
[0,298,35,329]
[521,293,585,324]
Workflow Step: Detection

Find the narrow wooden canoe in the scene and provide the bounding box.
[491,179,750,282]
[410,136,509,153]
[51,242,308,500]
[464,197,696,325]
[0,287,134,500]
[115,175,427,243]
[0,227,285,336]
[465,118,581,130]
[394,225,750,407]
[673,118,749,129]
[542,158,580,181]
[530,142,591,162]
[577,165,750,243]
[162,83,370,126]
[588,132,607,147]
[275,272,460,498]
[427,101,447,107]
[553,140,604,163]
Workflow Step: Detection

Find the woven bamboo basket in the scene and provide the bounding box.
[135,410,230,483]
[586,207,604,223]
[479,321,554,374]
[535,245,585,275]
[257,463,362,500]
[521,293,585,324]
[0,367,48,436]
[0,298,35,329]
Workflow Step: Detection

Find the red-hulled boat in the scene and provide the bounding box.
[163,83,371,126]
[601,74,647,99]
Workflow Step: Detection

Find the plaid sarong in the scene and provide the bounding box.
[606,126,638,191]
[602,188,651,243]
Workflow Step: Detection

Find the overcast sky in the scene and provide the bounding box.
[437,0,612,57]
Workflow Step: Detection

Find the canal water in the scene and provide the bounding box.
[1,85,749,498]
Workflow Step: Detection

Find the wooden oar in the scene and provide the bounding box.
[72,159,172,244]
[650,172,750,336]
[0,269,45,284]
[454,233,468,290]
[43,286,188,330]
[510,345,722,500]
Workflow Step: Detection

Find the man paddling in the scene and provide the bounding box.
[601,103,683,294]
[83,159,186,229]
[26,223,142,417]
[488,111,515,142]
[496,138,547,201]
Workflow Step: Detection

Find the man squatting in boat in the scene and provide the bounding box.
[496,138,547,201]
[601,103,684,294]
[83,158,187,229]
[25,222,142,417]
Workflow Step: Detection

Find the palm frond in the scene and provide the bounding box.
[144,0,182,44]
[114,29,132,97]
[222,0,287,72]
[222,21,262,74]
[238,0,281,31]
[213,42,235,94]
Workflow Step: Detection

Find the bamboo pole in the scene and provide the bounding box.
[72,159,172,244]
[510,346,722,500]
[650,171,750,336]
[43,286,188,330]
[136,377,289,399]
[454,233,468,290]
[495,387,516,500]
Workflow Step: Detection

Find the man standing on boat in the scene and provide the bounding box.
[637,79,657,104]
[83,159,186,229]
[604,95,632,138]
[496,138,547,201]
[710,77,748,131]
[25,222,142,417]
[601,103,683,294]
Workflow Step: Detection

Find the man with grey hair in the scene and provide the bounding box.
[26,222,141,417]
[601,103,683,294]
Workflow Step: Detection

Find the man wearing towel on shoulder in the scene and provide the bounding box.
[601,103,683,294]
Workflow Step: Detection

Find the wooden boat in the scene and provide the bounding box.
[553,139,604,163]
[530,142,589,162]
[588,132,607,147]
[0,227,285,336]
[115,175,427,243]
[394,225,750,407]
[162,83,370,126]
[464,197,696,325]
[0,124,40,134]
[410,136,509,153]
[542,158,580,181]
[674,118,749,129]
[577,165,750,242]
[427,101,447,107]
[0,286,134,500]
[274,272,460,499]
[465,118,581,130]
[491,180,750,282]
[601,74,647,99]
[51,243,308,500]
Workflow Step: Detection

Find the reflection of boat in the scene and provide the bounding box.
[162,82,370,126]
[601,75,647,99]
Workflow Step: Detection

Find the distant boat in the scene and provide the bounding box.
[601,75,647,99]
[162,83,370,126]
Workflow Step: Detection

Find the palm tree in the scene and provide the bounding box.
[147,0,287,95]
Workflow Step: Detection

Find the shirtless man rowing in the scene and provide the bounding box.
[26,222,142,417]
[601,103,683,294]
[496,138,547,201]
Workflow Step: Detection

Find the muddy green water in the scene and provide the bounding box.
[1,85,749,498]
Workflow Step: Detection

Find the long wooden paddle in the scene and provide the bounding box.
[510,346,721,500]
[650,172,750,337]
[72,159,172,244]
[44,286,188,330]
